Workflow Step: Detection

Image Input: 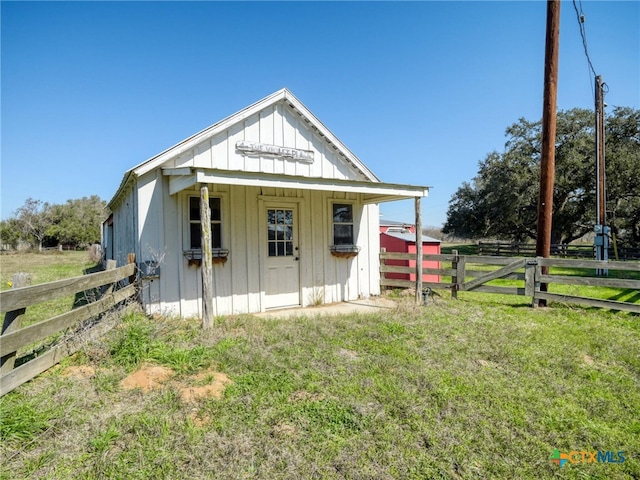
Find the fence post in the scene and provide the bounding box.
[126,254,136,284]
[532,257,542,307]
[451,250,465,299]
[126,253,139,306]
[1,273,31,374]
[451,250,458,299]
[103,260,117,295]
[414,196,423,306]
[525,258,536,300]
[380,248,386,290]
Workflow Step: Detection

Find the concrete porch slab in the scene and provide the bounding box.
[255,297,397,319]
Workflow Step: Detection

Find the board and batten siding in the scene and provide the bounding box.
[107,93,392,318]
[111,185,138,268]
[166,102,367,182]
[135,177,380,317]
[135,170,162,312]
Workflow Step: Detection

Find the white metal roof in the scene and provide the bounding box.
[381,231,441,243]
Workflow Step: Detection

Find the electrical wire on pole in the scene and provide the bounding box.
[571,0,609,274]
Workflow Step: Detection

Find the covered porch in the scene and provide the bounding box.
[162,167,429,324]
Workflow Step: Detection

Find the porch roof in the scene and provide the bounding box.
[162,167,429,204]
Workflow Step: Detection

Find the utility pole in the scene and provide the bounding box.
[535,0,561,305]
[594,75,609,274]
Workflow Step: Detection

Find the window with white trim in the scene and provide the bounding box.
[332,203,354,245]
[189,197,222,249]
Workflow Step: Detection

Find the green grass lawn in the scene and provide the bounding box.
[0,250,102,360]
[1,295,638,479]
[458,260,640,307]
[0,250,99,327]
[0,251,94,289]
[433,244,639,308]
[441,243,479,255]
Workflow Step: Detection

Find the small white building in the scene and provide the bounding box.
[104,89,428,317]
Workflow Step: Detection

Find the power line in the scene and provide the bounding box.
[572,0,597,79]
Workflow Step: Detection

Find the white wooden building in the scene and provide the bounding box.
[104,89,429,317]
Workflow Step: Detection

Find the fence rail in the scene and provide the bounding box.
[0,260,137,396]
[477,242,640,260]
[380,252,640,313]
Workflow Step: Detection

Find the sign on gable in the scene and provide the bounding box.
[236,140,314,164]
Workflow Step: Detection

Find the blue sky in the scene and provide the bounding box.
[2,1,638,227]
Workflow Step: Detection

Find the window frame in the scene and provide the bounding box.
[331,202,356,247]
[188,195,223,250]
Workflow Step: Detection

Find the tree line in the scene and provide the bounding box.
[443,107,640,246]
[0,195,107,250]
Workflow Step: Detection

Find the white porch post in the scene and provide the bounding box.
[415,196,423,305]
[200,184,214,329]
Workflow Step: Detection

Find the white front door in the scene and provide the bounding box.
[264,206,300,309]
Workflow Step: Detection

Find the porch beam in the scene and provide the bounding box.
[196,169,429,199]
[362,194,419,204]
[162,167,193,176]
[169,174,197,195]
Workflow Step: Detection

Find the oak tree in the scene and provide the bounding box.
[443,107,640,245]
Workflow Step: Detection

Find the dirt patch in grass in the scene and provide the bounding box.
[120,364,174,392]
[337,348,359,360]
[272,423,297,437]
[119,364,231,401]
[582,353,595,365]
[178,369,231,403]
[62,365,96,378]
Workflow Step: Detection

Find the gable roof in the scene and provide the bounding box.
[135,88,379,180]
[108,88,428,209]
[380,219,414,227]
[109,89,384,208]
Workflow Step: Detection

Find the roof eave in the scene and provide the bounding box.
[163,167,428,203]
[107,170,136,211]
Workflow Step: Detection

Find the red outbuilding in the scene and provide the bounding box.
[380,220,441,283]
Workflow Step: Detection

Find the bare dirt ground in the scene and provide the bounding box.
[62,363,232,402]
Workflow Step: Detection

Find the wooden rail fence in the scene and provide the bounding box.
[0,260,137,396]
[478,241,640,260]
[380,251,640,313]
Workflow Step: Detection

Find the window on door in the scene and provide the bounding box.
[332,203,354,245]
[189,197,222,249]
[267,208,294,257]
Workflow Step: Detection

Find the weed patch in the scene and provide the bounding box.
[108,312,217,373]
[0,392,59,442]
